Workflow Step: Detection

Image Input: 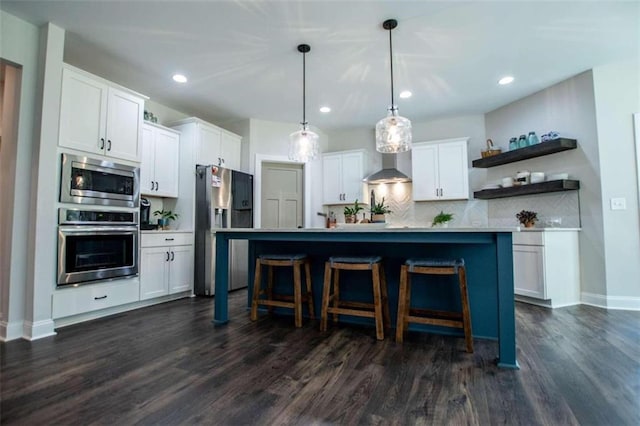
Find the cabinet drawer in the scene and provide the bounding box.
[513,231,544,246]
[141,232,194,247]
[52,278,140,319]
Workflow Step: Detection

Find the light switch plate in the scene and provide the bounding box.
[610,197,627,210]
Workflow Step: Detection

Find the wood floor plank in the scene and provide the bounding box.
[1,293,639,425]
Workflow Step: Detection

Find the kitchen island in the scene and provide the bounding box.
[214,227,518,368]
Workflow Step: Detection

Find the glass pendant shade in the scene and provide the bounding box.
[289,124,319,163]
[376,107,412,153]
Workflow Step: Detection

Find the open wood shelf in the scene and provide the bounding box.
[472,138,577,168]
[473,179,580,200]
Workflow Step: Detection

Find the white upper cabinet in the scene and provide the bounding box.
[220,131,241,171]
[322,150,368,205]
[412,137,469,201]
[140,122,180,197]
[59,66,145,163]
[171,118,241,170]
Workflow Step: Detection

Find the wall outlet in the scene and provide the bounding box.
[610,197,627,210]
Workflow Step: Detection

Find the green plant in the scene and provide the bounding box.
[516,210,537,225]
[153,209,179,221]
[343,199,364,216]
[370,197,392,215]
[432,211,454,226]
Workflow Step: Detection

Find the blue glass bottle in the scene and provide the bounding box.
[509,137,518,151]
[517,135,527,148]
[527,131,539,146]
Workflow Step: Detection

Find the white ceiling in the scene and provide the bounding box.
[2,1,638,131]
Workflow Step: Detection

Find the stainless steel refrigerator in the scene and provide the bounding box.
[194,165,253,296]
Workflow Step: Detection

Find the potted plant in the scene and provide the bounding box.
[370,197,392,223]
[432,211,454,228]
[343,199,364,223]
[154,209,179,230]
[516,210,538,228]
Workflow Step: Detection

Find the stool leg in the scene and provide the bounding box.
[266,265,274,314]
[304,260,315,319]
[371,263,384,340]
[293,261,303,328]
[403,271,412,334]
[396,265,409,343]
[332,268,340,324]
[380,263,391,332]
[458,266,474,353]
[250,258,262,321]
[320,262,332,332]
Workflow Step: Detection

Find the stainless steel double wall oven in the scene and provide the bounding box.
[57,154,140,286]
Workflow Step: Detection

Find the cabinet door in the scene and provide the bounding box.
[169,245,194,293]
[438,141,469,200]
[322,153,344,204]
[140,125,156,195]
[140,247,169,300]
[221,132,241,170]
[513,245,546,299]
[412,144,439,201]
[198,125,222,166]
[154,129,180,197]
[59,68,107,155]
[105,88,143,162]
[341,152,365,204]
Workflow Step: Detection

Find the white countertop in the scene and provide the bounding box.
[211,226,581,233]
[141,229,193,234]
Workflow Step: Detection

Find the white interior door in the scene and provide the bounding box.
[261,162,303,229]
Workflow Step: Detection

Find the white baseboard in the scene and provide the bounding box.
[0,320,25,341]
[22,319,57,340]
[581,292,640,311]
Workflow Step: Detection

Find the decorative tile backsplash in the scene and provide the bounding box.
[326,182,580,228]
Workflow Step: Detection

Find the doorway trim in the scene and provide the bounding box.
[254,154,311,229]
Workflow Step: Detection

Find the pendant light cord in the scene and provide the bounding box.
[302,50,306,125]
[388,27,394,108]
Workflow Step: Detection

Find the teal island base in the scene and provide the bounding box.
[214,228,518,369]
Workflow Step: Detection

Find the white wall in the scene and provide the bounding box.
[592,61,640,304]
[0,11,40,340]
[485,67,640,307]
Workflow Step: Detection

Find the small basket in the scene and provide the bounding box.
[481,139,502,158]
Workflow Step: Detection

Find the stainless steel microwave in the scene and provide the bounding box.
[60,154,140,208]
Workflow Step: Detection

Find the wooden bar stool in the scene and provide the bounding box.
[250,254,314,328]
[320,256,390,340]
[396,258,473,352]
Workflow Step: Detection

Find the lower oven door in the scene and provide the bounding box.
[58,225,138,286]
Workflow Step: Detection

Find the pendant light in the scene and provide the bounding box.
[375,19,412,153]
[289,44,319,163]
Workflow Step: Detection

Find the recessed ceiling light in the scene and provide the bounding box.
[399,91,412,99]
[319,106,331,113]
[172,74,188,83]
[498,76,514,85]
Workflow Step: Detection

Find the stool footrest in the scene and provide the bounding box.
[331,299,376,310]
[406,316,464,329]
[326,307,375,319]
[409,307,463,320]
[256,299,296,309]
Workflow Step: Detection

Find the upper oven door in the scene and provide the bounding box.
[60,154,140,208]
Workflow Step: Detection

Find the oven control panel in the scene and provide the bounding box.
[59,208,138,225]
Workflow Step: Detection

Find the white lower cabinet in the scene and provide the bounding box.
[140,232,194,300]
[513,230,580,308]
[52,278,140,319]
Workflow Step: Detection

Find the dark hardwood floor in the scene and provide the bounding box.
[2,291,639,425]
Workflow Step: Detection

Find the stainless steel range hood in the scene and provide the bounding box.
[363,154,411,184]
